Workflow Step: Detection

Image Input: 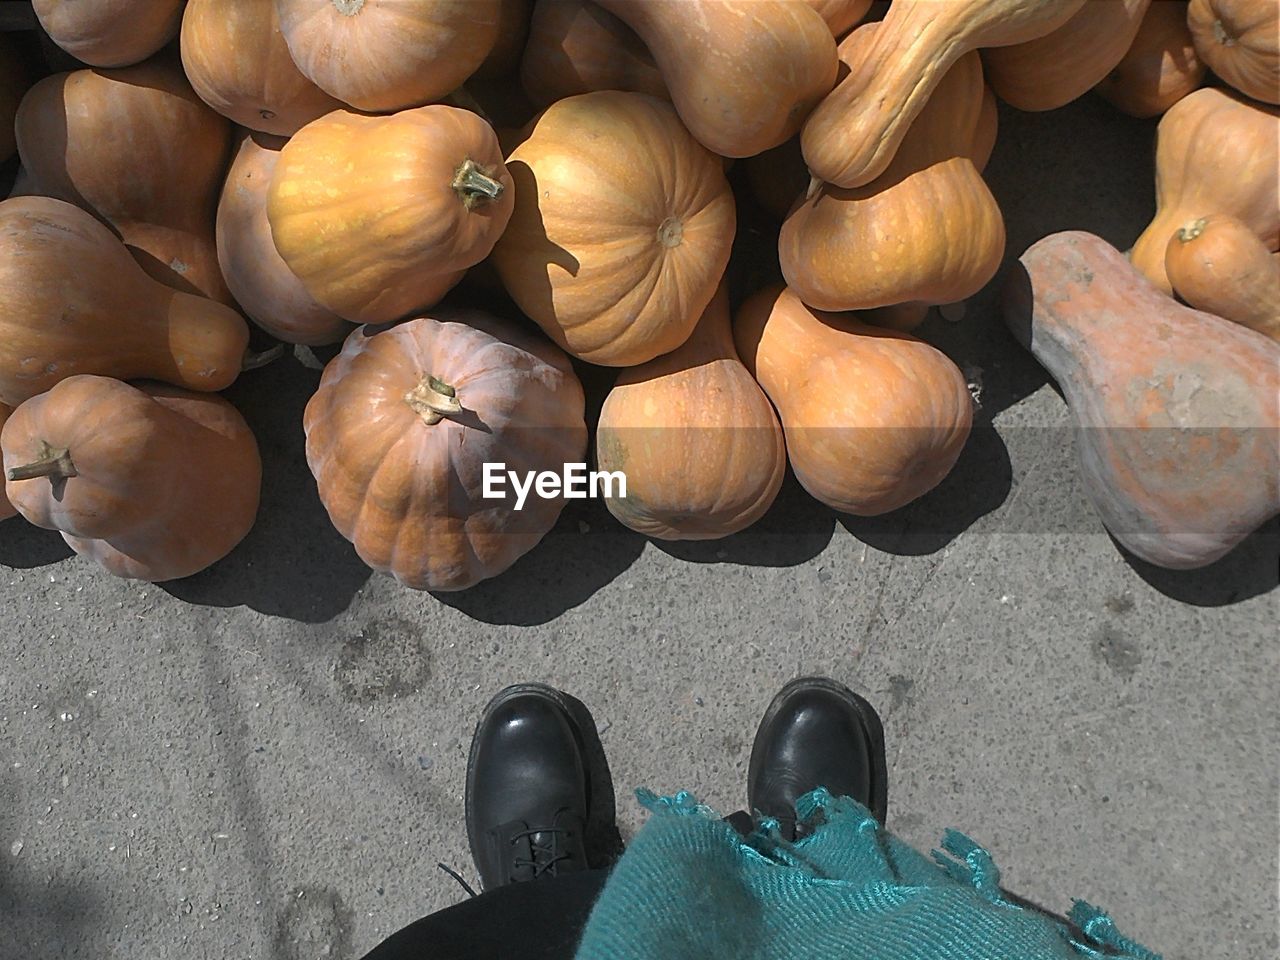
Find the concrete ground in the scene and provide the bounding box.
[1,95,1277,960]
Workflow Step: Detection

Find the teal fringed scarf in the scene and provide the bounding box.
[574,788,1160,960]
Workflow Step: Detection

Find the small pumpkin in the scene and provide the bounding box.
[1129,87,1279,294]
[983,0,1150,112]
[1187,0,1279,104]
[1165,214,1280,341]
[802,0,1087,187]
[303,309,588,592]
[491,91,736,367]
[180,0,343,136]
[520,0,668,108]
[267,105,511,324]
[0,197,249,406]
[2,376,260,581]
[595,0,838,158]
[32,0,183,68]
[1093,0,1205,118]
[275,0,502,112]
[15,57,235,304]
[217,132,352,346]
[1004,231,1280,569]
[805,0,873,38]
[734,285,973,516]
[0,404,14,522]
[596,282,786,540]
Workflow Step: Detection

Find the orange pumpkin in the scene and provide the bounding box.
[267,105,511,324]
[1165,214,1280,341]
[33,0,183,68]
[734,285,973,516]
[1187,0,1279,104]
[476,0,534,79]
[2,375,260,581]
[491,91,736,367]
[15,57,235,304]
[1093,0,1205,118]
[805,0,873,37]
[303,310,588,591]
[275,0,502,112]
[596,282,786,540]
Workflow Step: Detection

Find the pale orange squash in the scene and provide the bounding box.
[734,285,973,516]
[1094,0,1205,118]
[33,0,183,68]
[491,91,736,367]
[596,282,786,540]
[805,0,873,37]
[1188,0,1279,104]
[1165,214,1280,341]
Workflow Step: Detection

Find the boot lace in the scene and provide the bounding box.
[510,827,575,879]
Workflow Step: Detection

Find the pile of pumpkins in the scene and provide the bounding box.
[0,0,1276,592]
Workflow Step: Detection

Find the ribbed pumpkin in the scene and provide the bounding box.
[33,0,183,68]
[596,283,786,540]
[217,132,352,346]
[1093,0,1205,118]
[1165,214,1280,341]
[734,286,973,516]
[1187,0,1279,104]
[267,105,511,323]
[303,310,588,591]
[0,197,249,406]
[180,0,343,136]
[2,376,260,581]
[491,91,736,367]
[1130,88,1279,293]
[275,0,502,112]
[15,57,235,304]
[0,404,14,521]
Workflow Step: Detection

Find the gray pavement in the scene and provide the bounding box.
[2,96,1277,960]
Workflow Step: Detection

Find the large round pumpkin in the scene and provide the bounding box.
[303,310,588,591]
[33,0,184,68]
[491,91,736,367]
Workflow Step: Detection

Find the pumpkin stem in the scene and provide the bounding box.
[405,375,463,425]
[1212,19,1236,46]
[453,159,505,210]
[7,441,77,482]
[331,0,366,15]
[1176,217,1209,243]
[242,343,287,371]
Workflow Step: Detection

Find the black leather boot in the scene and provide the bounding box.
[465,683,594,891]
[747,676,888,839]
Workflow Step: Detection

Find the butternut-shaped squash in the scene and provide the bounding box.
[491,91,736,367]
[1188,0,1279,104]
[734,285,973,516]
[1130,87,1279,293]
[275,0,502,112]
[983,0,1150,112]
[15,58,235,304]
[806,0,873,37]
[520,0,668,108]
[1093,0,1204,118]
[1004,230,1280,569]
[267,105,510,323]
[0,35,31,163]
[1165,214,1280,341]
[595,0,838,158]
[33,0,183,68]
[217,132,352,346]
[303,309,588,591]
[803,0,1087,187]
[0,197,249,406]
[180,0,344,136]
[2,376,260,581]
[0,404,14,521]
[596,282,786,540]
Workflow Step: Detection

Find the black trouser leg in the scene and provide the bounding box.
[360,870,610,960]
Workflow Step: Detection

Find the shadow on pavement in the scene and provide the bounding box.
[1118,520,1280,607]
[0,522,73,569]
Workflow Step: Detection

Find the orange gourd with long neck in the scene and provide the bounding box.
[1165,214,1280,341]
[1093,0,1205,118]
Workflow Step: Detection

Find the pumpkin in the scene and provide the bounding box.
[1165,214,1280,341]
[520,0,668,108]
[0,404,14,522]
[15,57,235,304]
[781,30,1004,314]
[2,376,260,581]
[32,0,183,68]
[476,0,534,79]
[275,0,502,112]
[806,0,873,37]
[491,91,736,367]
[180,0,343,137]
[303,309,588,591]
[1187,0,1279,104]
[734,285,972,516]
[802,0,1087,188]
[595,0,838,158]
[595,282,785,540]
[267,105,511,324]
[1093,0,1204,118]
[0,34,31,163]
[0,197,249,406]
[1129,87,1279,294]
[217,132,352,346]
[1004,231,1280,569]
[983,0,1150,112]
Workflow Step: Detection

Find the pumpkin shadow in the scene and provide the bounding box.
[0,520,74,568]
[1114,519,1280,607]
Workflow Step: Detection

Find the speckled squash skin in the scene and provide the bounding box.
[1094,0,1205,118]
[1004,231,1280,569]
